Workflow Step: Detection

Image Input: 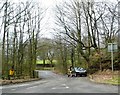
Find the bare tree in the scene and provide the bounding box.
[55,0,97,68]
[54,34,68,74]
[54,0,119,71]
[1,0,46,79]
[99,3,118,47]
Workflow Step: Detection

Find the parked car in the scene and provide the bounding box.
[68,67,87,77]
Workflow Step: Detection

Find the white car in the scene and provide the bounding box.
[68,67,87,77]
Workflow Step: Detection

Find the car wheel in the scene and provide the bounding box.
[80,74,82,77]
[75,73,78,77]
[84,74,87,77]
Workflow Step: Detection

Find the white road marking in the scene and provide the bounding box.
[0,87,2,89]
[66,86,69,88]
[1,80,47,89]
[51,84,69,90]
[26,86,38,89]
[2,84,30,89]
[18,84,30,87]
[52,87,56,89]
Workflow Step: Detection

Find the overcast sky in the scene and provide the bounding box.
[8,0,62,38]
[8,0,120,38]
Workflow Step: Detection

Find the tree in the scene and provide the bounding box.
[47,46,55,67]
[117,1,120,65]
[55,0,96,68]
[54,0,119,72]
[1,0,46,79]
[54,34,68,74]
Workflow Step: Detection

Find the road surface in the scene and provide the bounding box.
[0,70,119,94]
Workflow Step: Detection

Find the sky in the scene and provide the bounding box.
[5,0,63,38]
[5,0,120,38]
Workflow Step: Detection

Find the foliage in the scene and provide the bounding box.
[1,0,120,78]
[53,0,120,75]
[1,0,45,79]
[36,60,57,64]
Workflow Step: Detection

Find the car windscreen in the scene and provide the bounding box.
[75,67,86,71]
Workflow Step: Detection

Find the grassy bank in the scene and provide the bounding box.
[36,60,57,64]
[90,70,120,85]
[105,76,120,85]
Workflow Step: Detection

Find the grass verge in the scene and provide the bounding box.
[89,70,120,86]
[104,76,120,85]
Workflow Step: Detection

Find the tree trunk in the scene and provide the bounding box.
[2,1,7,79]
[118,1,120,62]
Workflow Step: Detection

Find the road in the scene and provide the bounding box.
[1,70,119,94]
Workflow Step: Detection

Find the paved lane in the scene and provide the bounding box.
[1,70,119,93]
